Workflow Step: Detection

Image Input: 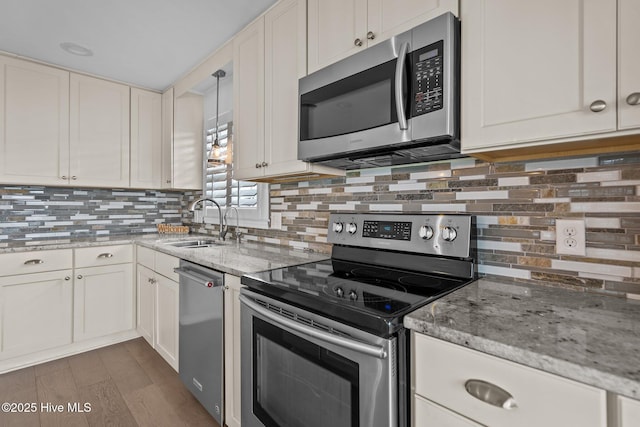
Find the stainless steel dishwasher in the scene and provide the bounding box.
[174,260,224,424]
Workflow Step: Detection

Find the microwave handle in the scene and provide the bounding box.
[395,41,410,131]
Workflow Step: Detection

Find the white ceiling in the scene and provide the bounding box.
[0,0,277,91]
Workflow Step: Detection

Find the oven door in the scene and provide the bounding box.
[240,289,397,427]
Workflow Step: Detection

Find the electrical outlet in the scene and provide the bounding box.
[555,219,586,256]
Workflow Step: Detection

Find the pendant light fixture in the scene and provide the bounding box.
[208,69,227,164]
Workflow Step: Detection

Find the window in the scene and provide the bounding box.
[202,122,269,228]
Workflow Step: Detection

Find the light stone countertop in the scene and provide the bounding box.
[404,278,640,399]
[0,234,329,276]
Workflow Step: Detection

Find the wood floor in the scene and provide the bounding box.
[0,338,220,427]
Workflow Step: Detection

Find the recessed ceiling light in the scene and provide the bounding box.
[60,42,93,57]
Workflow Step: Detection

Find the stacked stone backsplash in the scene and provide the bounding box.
[0,186,182,247]
[184,153,640,298]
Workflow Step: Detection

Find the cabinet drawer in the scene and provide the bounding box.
[155,251,179,282]
[136,245,155,269]
[413,333,606,427]
[0,249,73,277]
[74,244,133,268]
[414,395,481,427]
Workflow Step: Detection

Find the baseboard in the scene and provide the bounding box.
[0,329,141,374]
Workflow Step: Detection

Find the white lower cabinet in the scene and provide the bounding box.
[0,245,135,370]
[0,270,73,360]
[224,274,242,427]
[73,263,134,341]
[136,246,179,371]
[616,395,640,427]
[412,332,607,427]
[414,395,481,427]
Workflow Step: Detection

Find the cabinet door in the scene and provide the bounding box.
[0,57,70,185]
[69,73,130,187]
[367,0,458,47]
[131,88,162,189]
[224,275,242,427]
[618,395,640,427]
[155,275,179,371]
[74,264,134,341]
[233,17,266,180]
[461,0,617,151]
[161,88,174,188]
[307,0,368,73]
[0,270,73,359]
[263,0,309,178]
[173,92,203,190]
[618,0,640,130]
[137,264,155,346]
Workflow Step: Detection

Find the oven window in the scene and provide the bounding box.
[300,59,398,140]
[253,318,359,427]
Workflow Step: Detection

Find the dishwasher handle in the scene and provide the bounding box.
[174,267,223,288]
[240,294,388,359]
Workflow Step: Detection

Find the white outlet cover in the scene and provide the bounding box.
[556,219,586,256]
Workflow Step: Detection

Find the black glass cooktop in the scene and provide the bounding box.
[241,259,471,337]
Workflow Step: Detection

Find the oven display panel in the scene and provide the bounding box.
[362,221,411,240]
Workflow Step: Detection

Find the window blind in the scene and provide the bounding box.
[204,122,258,207]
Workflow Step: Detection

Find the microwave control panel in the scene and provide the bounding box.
[411,40,444,116]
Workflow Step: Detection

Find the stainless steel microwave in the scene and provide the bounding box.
[298,12,461,169]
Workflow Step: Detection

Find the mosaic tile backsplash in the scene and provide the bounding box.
[186,153,640,298]
[0,186,182,247]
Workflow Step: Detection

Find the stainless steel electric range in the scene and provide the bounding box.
[240,213,476,427]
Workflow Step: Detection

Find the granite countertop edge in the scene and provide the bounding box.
[0,234,330,276]
[405,319,639,399]
[404,279,640,400]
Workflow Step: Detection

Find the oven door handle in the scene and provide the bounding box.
[395,41,409,131]
[239,295,388,359]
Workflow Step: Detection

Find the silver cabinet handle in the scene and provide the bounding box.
[627,92,640,106]
[367,31,375,40]
[61,176,67,180]
[395,41,410,131]
[71,176,77,180]
[240,294,388,359]
[65,276,71,281]
[255,163,261,168]
[150,278,157,284]
[166,179,171,184]
[261,161,268,167]
[590,100,607,112]
[24,259,44,265]
[464,379,518,410]
[354,38,363,47]
[97,253,114,259]
[77,275,83,280]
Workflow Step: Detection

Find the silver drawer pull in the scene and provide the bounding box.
[97,253,114,259]
[464,379,518,410]
[24,259,44,265]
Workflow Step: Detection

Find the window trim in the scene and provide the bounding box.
[201,122,270,229]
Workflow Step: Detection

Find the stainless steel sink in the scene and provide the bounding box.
[165,239,223,248]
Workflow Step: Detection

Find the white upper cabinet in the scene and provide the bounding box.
[0,56,70,185]
[233,16,266,180]
[461,0,639,157]
[161,88,174,188]
[172,91,204,190]
[307,0,458,74]
[618,0,640,130]
[234,0,343,182]
[130,88,162,189]
[70,73,130,187]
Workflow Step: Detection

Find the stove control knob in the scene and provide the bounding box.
[442,226,458,242]
[335,287,344,298]
[332,222,344,233]
[346,223,357,234]
[419,225,434,240]
[348,290,358,301]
